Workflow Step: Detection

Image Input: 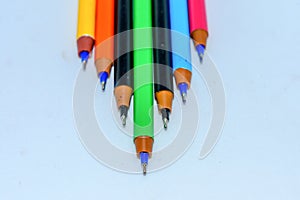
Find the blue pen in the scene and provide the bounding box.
[170,0,192,103]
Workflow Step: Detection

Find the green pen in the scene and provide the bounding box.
[133,0,154,175]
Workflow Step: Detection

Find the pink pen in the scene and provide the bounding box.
[188,0,208,62]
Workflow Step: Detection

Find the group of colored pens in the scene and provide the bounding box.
[76,0,208,175]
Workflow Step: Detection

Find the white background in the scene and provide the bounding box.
[0,0,299,199]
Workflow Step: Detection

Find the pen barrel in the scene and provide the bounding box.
[170,0,192,72]
[188,0,208,33]
[114,0,133,109]
[94,0,114,75]
[76,0,96,56]
[76,0,96,39]
[133,0,154,142]
[114,52,133,87]
[153,62,173,96]
[152,0,174,110]
[114,0,133,89]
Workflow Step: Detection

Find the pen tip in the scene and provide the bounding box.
[178,83,188,104]
[163,118,168,129]
[101,81,106,91]
[199,54,204,63]
[80,51,89,70]
[142,163,147,176]
[161,108,170,130]
[121,114,126,126]
[196,45,205,63]
[140,152,149,176]
[119,106,129,127]
[99,72,109,91]
[82,60,87,70]
[181,92,187,104]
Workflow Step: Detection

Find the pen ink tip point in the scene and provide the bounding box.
[181,92,187,104]
[101,81,106,91]
[163,118,168,129]
[121,114,126,126]
[161,109,170,130]
[199,55,204,63]
[82,60,87,70]
[120,106,129,126]
[142,163,147,175]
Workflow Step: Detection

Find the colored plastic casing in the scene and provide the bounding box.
[76,0,96,64]
[188,0,208,60]
[94,0,114,89]
[133,0,154,158]
[152,0,174,125]
[114,0,133,125]
[170,0,192,101]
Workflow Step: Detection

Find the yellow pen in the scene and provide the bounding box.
[76,0,96,69]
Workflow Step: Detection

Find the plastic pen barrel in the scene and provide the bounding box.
[152,0,174,128]
[114,0,133,126]
[133,0,154,175]
[94,0,114,90]
[170,0,192,102]
[188,0,208,61]
[76,0,96,67]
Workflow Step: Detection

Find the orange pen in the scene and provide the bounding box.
[94,0,115,90]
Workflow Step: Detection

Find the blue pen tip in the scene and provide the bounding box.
[196,45,205,63]
[80,51,89,63]
[140,152,149,175]
[80,51,89,70]
[140,152,149,164]
[178,83,188,103]
[178,83,188,94]
[99,72,109,91]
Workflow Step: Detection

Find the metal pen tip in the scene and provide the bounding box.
[120,114,126,126]
[181,92,187,104]
[163,118,168,129]
[101,81,106,91]
[82,60,87,70]
[199,54,204,63]
[161,108,170,130]
[119,106,128,127]
[142,163,147,175]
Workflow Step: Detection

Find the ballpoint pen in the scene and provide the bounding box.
[76,0,96,70]
[133,0,154,175]
[152,0,174,129]
[114,0,133,126]
[188,0,208,62]
[94,0,114,90]
[170,0,192,103]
